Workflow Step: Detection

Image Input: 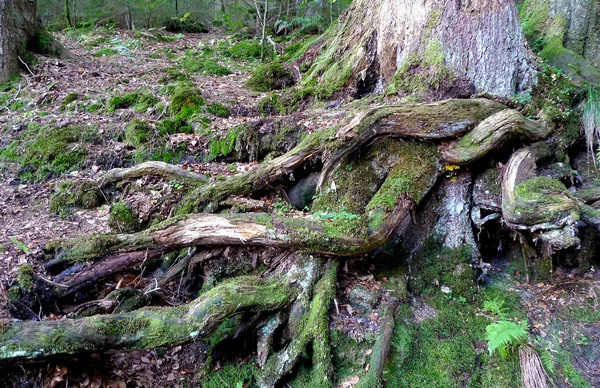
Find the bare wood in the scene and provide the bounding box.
[519,345,549,388]
[99,161,208,188]
[442,110,552,165]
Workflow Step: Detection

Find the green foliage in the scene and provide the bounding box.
[583,86,600,160]
[486,320,529,357]
[215,4,252,33]
[10,237,30,254]
[539,348,555,376]
[483,297,509,319]
[245,62,295,92]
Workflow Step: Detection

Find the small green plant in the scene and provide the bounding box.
[584,86,600,163]
[10,237,29,253]
[484,297,529,358]
[312,210,360,221]
[169,179,185,191]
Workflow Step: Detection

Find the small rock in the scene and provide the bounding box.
[348,284,380,314]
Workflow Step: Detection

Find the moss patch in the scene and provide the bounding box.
[108,91,158,112]
[245,62,295,92]
[0,125,94,182]
[168,86,205,117]
[108,202,140,233]
[50,181,102,216]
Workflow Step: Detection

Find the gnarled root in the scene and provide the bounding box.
[0,275,298,362]
[258,260,338,388]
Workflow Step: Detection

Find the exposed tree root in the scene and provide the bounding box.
[0,275,297,362]
[98,161,208,188]
[356,294,400,388]
[441,109,551,165]
[259,260,338,388]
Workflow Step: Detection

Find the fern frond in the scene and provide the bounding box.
[540,349,555,376]
[483,297,508,320]
[486,320,529,356]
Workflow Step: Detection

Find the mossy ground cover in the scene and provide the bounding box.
[0,124,96,182]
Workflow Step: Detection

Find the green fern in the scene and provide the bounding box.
[540,348,556,376]
[486,320,529,357]
[483,297,508,320]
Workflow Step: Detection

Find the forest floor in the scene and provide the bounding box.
[0,27,598,387]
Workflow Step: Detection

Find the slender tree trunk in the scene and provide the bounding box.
[64,0,72,27]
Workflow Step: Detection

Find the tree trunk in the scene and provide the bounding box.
[0,0,65,83]
[0,0,38,83]
[305,0,537,98]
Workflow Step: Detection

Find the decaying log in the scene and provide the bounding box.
[519,345,549,388]
[356,294,400,388]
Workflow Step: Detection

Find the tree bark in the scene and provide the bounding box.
[0,0,38,82]
[305,0,537,97]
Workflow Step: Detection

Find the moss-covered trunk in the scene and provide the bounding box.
[304,0,537,98]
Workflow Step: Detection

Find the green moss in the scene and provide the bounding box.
[197,59,232,76]
[207,126,241,161]
[94,48,118,57]
[200,362,258,388]
[539,35,566,61]
[108,91,158,112]
[94,316,151,337]
[156,118,193,135]
[227,40,263,60]
[124,119,154,147]
[557,352,591,387]
[206,102,231,117]
[0,125,93,182]
[169,86,205,117]
[17,264,35,291]
[27,30,62,56]
[387,40,453,97]
[331,329,374,383]
[47,233,133,264]
[7,286,20,303]
[60,92,80,110]
[245,62,295,92]
[367,142,439,211]
[515,177,569,201]
[108,202,139,233]
[258,89,309,115]
[409,237,475,297]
